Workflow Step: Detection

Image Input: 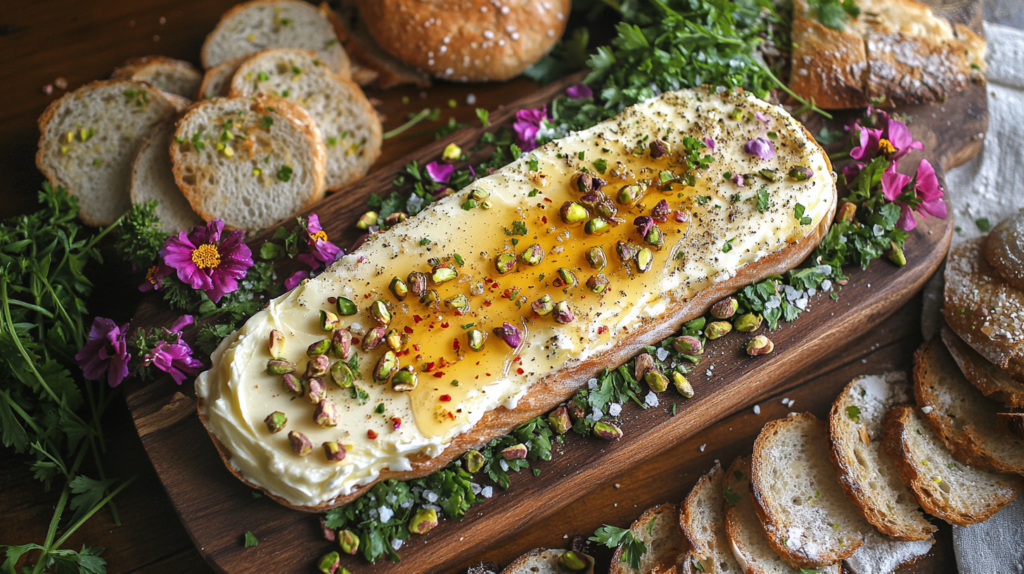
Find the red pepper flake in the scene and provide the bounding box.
[543,197,552,203]
[503,289,511,298]
[433,372,445,378]
[541,216,548,224]
[485,373,492,377]
[413,344,421,352]
[404,326,414,334]
[352,337,361,345]
[516,368,524,375]
[425,362,436,372]
[439,358,450,368]
[367,429,378,439]
[452,339,461,351]
[363,293,371,299]
[484,277,492,284]
[413,315,423,323]
[392,417,402,430]
[441,321,450,328]
[327,297,337,304]
[440,394,452,402]
[483,300,492,307]
[598,325,609,335]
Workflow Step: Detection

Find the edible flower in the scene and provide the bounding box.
[284,270,309,290]
[425,161,454,184]
[162,220,253,303]
[566,84,593,99]
[744,137,775,160]
[297,213,341,270]
[75,317,131,387]
[850,116,922,163]
[881,160,946,231]
[143,338,203,385]
[139,263,171,292]
[704,137,716,152]
[513,106,548,152]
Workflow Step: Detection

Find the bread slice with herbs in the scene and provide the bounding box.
[751,412,871,568]
[882,404,1021,525]
[170,96,326,231]
[36,80,186,226]
[609,504,688,574]
[227,48,381,191]
[828,373,936,540]
[681,462,743,574]
[198,56,245,99]
[201,0,350,76]
[913,338,1024,475]
[942,324,1024,409]
[129,122,203,233]
[724,457,840,574]
[112,56,202,99]
[500,548,595,574]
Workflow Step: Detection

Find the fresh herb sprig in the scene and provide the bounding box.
[590,524,648,570]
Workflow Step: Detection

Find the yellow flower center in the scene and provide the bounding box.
[311,230,329,243]
[877,139,896,155]
[191,244,221,270]
[145,266,159,284]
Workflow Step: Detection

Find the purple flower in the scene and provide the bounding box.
[144,339,203,385]
[884,117,923,160]
[285,270,309,290]
[849,117,922,163]
[139,264,172,292]
[704,138,716,152]
[849,127,882,161]
[744,137,775,160]
[296,214,341,270]
[75,317,131,387]
[425,161,454,184]
[162,220,253,303]
[754,112,769,124]
[513,106,548,152]
[169,315,194,333]
[566,84,593,99]
[731,173,745,187]
[881,166,911,202]
[884,160,947,231]
[842,162,864,182]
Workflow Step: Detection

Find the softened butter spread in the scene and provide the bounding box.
[195,88,834,507]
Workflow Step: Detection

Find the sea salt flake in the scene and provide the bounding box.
[424,490,438,503]
[608,403,622,416]
[499,459,509,472]
[481,486,493,498]
[753,405,761,415]
[391,539,404,550]
[588,378,598,389]
[656,348,670,361]
[645,392,659,407]
[378,506,394,523]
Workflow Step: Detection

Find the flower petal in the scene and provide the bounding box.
[896,203,917,231]
[425,161,455,184]
[881,168,911,201]
[743,137,775,160]
[285,270,309,290]
[566,84,593,99]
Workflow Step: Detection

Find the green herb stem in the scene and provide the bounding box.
[383,108,434,140]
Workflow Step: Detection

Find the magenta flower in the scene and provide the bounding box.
[884,117,923,160]
[144,339,203,385]
[285,270,309,290]
[513,106,548,152]
[139,264,172,292]
[884,160,946,231]
[296,214,341,270]
[566,84,593,99]
[75,317,131,387]
[744,137,775,160]
[881,166,911,202]
[704,138,716,152]
[425,161,454,184]
[850,117,922,163]
[849,127,882,162]
[162,220,253,304]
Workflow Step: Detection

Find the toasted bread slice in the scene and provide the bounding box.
[610,504,688,574]
[996,413,1024,440]
[944,238,1024,382]
[986,209,1024,290]
[112,56,202,99]
[227,48,381,191]
[942,325,1024,409]
[751,413,872,568]
[198,56,245,100]
[202,0,350,76]
[882,405,1021,525]
[724,457,841,574]
[828,373,936,540]
[170,96,326,230]
[36,80,186,226]
[319,2,429,89]
[842,530,933,574]
[788,0,868,109]
[500,548,594,574]
[129,122,203,233]
[681,462,743,574]
[913,339,1024,475]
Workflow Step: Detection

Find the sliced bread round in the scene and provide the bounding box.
[227,48,381,191]
[170,96,326,231]
[129,122,203,233]
[881,404,1022,525]
[499,548,594,574]
[112,56,202,99]
[198,56,246,100]
[913,338,1024,475]
[680,461,743,574]
[609,503,688,574]
[37,80,185,226]
[723,457,840,574]
[842,530,933,574]
[942,324,1024,409]
[201,0,350,76]
[750,412,871,568]
[828,373,936,540]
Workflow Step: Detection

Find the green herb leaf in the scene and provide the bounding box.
[244,531,259,547]
[976,218,992,232]
[590,525,647,570]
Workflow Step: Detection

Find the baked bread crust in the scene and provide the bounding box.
[197,56,245,100]
[609,504,687,574]
[355,0,570,82]
[789,0,868,110]
[111,56,202,99]
[985,209,1024,290]
[320,2,429,89]
[942,325,1024,409]
[499,548,594,574]
[996,413,1024,441]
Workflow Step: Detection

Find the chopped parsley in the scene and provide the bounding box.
[243,531,259,547]
[976,218,992,232]
[593,158,608,173]
[794,203,813,225]
[503,221,528,236]
[756,187,771,213]
[276,165,293,182]
[722,237,736,253]
[591,525,647,570]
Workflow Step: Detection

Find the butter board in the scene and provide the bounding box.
[123,5,985,572]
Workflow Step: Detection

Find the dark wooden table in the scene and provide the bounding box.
[0,1,1011,573]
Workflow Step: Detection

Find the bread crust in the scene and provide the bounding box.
[319,2,429,89]
[197,56,245,100]
[609,504,686,574]
[500,548,594,574]
[881,404,1021,526]
[679,462,721,560]
[355,0,570,82]
[942,325,1024,409]
[789,0,868,110]
[996,413,1024,441]
[111,56,202,99]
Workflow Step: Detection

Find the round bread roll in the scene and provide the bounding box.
[355,0,570,82]
[986,209,1024,290]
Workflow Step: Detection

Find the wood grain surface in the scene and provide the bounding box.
[0,0,992,572]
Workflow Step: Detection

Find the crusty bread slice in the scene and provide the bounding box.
[942,325,1024,409]
[198,56,245,100]
[751,413,871,568]
[500,548,595,574]
[170,96,326,231]
[610,504,687,574]
[828,373,936,540]
[129,122,203,233]
[913,339,1024,475]
[996,413,1024,440]
[201,0,350,76]
[724,457,840,574]
[112,56,202,99]
[319,2,429,89]
[842,530,933,574]
[882,404,1022,525]
[944,238,1024,382]
[36,80,185,226]
[681,462,743,574]
[227,48,381,191]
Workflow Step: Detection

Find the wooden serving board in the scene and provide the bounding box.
[123,4,986,572]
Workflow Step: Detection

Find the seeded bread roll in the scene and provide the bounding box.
[499,548,595,574]
[319,2,429,89]
[170,96,326,230]
[986,209,1024,290]
[609,504,688,574]
[202,0,350,75]
[129,122,203,233]
[942,325,1024,409]
[112,56,202,99]
[198,56,245,99]
[36,80,186,226]
[228,48,382,191]
[680,462,743,574]
[355,0,571,82]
